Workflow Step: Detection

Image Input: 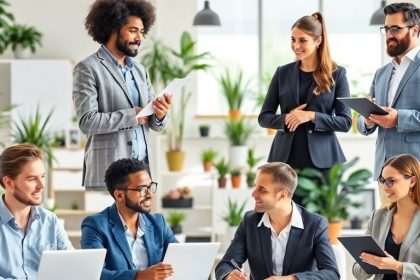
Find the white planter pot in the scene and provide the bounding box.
[228,145,247,169]
[13,45,31,59]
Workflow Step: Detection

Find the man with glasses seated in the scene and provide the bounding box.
[81,158,177,280]
[357,2,420,197]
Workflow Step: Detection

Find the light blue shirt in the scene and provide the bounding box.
[0,195,73,280]
[102,46,148,162]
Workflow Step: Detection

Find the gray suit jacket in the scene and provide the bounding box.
[215,205,340,280]
[357,51,420,179]
[73,47,167,188]
[353,207,420,280]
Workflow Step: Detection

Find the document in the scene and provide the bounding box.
[136,77,190,118]
[338,236,394,274]
[337,97,388,118]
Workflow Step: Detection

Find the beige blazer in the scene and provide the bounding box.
[352,207,420,280]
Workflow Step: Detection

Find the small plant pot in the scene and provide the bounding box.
[199,126,210,137]
[170,224,182,235]
[218,176,227,188]
[350,217,363,229]
[203,161,213,172]
[266,128,277,135]
[229,109,241,121]
[231,175,241,189]
[328,221,343,245]
[166,151,185,171]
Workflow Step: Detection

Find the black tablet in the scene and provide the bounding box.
[337,97,389,118]
[338,236,395,274]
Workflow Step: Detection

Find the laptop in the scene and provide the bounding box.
[163,242,220,280]
[37,248,106,280]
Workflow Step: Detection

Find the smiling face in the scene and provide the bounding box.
[114,16,144,57]
[385,12,419,58]
[291,27,321,62]
[380,165,415,203]
[3,158,45,206]
[121,170,153,213]
[251,171,286,213]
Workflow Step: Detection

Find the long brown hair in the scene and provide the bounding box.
[292,12,337,95]
[381,154,420,209]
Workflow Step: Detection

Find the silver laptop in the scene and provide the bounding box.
[163,242,220,280]
[37,248,106,280]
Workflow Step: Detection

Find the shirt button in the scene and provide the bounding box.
[308,130,313,134]
[127,141,133,145]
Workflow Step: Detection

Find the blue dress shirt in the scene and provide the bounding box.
[0,195,73,280]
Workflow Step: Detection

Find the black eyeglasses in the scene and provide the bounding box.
[380,25,414,35]
[118,182,158,196]
[378,175,412,187]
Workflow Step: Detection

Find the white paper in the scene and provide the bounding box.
[136,77,190,118]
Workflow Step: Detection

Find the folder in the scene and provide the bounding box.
[337,97,388,118]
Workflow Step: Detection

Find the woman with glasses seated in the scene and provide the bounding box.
[353,153,420,280]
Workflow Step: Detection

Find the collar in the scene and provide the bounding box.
[101,45,134,69]
[257,201,304,230]
[0,194,40,225]
[117,210,145,232]
[392,44,420,67]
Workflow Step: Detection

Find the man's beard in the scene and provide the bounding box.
[116,32,140,57]
[387,32,410,57]
[124,194,151,213]
[13,186,42,206]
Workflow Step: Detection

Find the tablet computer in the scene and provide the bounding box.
[338,236,394,274]
[337,97,388,118]
[163,242,220,280]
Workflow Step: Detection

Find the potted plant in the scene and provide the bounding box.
[246,148,263,188]
[214,157,229,188]
[218,68,252,120]
[166,210,186,234]
[224,118,254,168]
[142,31,212,171]
[201,148,217,172]
[0,0,14,54]
[222,197,247,227]
[199,124,210,137]
[6,24,42,58]
[230,168,242,189]
[162,186,193,208]
[295,157,372,244]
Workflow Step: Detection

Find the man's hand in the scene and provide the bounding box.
[360,251,403,274]
[368,107,398,129]
[264,275,297,280]
[135,263,174,280]
[225,269,249,280]
[153,93,172,121]
[285,104,315,132]
[134,107,148,125]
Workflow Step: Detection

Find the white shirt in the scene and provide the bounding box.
[118,211,149,270]
[257,202,304,276]
[388,45,420,106]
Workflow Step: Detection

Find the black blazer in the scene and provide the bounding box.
[258,62,351,168]
[215,205,340,280]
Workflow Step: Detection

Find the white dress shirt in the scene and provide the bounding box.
[257,202,304,276]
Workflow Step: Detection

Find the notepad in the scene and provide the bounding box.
[337,97,388,118]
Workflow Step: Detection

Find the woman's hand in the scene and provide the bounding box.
[360,251,403,274]
[285,104,315,132]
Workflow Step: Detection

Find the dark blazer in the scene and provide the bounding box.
[258,62,351,168]
[215,205,340,280]
[81,203,177,280]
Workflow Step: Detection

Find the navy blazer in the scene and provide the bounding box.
[215,205,340,280]
[81,204,177,280]
[258,62,351,168]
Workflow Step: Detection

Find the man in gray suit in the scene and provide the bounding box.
[73,0,171,190]
[215,162,339,280]
[357,2,420,180]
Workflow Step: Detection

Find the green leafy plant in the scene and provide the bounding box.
[218,68,252,111]
[0,0,14,54]
[214,158,230,178]
[142,31,212,151]
[247,148,263,171]
[166,210,186,227]
[224,118,254,146]
[6,24,42,53]
[201,148,217,162]
[222,198,247,226]
[12,106,54,167]
[230,168,241,177]
[295,157,372,222]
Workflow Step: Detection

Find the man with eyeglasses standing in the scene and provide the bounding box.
[81,158,177,280]
[357,3,420,193]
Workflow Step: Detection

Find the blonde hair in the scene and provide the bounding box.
[381,154,420,209]
[292,12,337,95]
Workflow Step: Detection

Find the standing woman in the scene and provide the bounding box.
[258,12,351,203]
[353,154,420,280]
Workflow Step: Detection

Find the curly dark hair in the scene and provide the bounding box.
[104,158,149,198]
[85,0,156,44]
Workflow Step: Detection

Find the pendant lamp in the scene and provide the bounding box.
[193,1,221,26]
[370,0,386,25]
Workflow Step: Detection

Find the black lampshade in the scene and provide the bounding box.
[193,1,221,26]
[370,0,386,25]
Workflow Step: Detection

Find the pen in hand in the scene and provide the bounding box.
[230,259,242,271]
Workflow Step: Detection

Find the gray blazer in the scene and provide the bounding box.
[73,47,167,188]
[357,51,420,179]
[352,207,420,280]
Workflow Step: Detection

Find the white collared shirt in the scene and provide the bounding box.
[117,211,149,270]
[257,202,304,276]
[388,45,420,106]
